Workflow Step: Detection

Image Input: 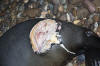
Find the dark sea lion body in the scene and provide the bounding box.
[0,18,100,66]
[0,19,69,66]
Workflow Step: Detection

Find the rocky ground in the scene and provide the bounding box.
[0,0,100,66]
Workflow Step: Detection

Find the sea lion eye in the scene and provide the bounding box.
[85,31,94,37]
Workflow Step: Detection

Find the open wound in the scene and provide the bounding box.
[30,19,60,53]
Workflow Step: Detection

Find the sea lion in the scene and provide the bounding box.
[0,18,100,66]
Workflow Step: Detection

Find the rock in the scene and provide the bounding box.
[73,20,81,24]
[58,5,64,13]
[23,8,40,18]
[93,0,100,7]
[93,22,98,32]
[76,8,89,19]
[66,63,73,66]
[39,11,48,18]
[28,2,39,9]
[83,0,96,13]
[59,14,67,21]
[0,31,3,37]
[51,0,60,5]
[24,0,29,3]
[60,0,66,4]
[96,25,100,36]
[66,12,74,22]
[63,4,67,12]
[71,0,82,4]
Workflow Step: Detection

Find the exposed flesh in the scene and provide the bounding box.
[30,19,60,53]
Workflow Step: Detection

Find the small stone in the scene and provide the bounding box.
[17,12,22,18]
[39,0,44,5]
[73,20,81,24]
[39,11,48,18]
[60,0,66,4]
[28,2,38,9]
[24,0,29,3]
[93,14,100,22]
[96,25,100,36]
[72,7,89,19]
[63,4,67,12]
[0,18,3,22]
[88,14,94,24]
[59,14,67,21]
[31,0,37,2]
[58,5,64,13]
[23,8,40,18]
[66,63,73,66]
[52,0,60,5]
[0,31,3,37]
[93,22,98,32]
[93,0,100,7]
[96,7,100,13]
[3,0,9,5]
[71,0,82,4]
[48,3,54,12]
[66,13,74,22]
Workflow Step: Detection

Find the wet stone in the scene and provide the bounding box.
[23,8,40,18]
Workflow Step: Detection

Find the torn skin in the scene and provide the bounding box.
[30,19,60,54]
